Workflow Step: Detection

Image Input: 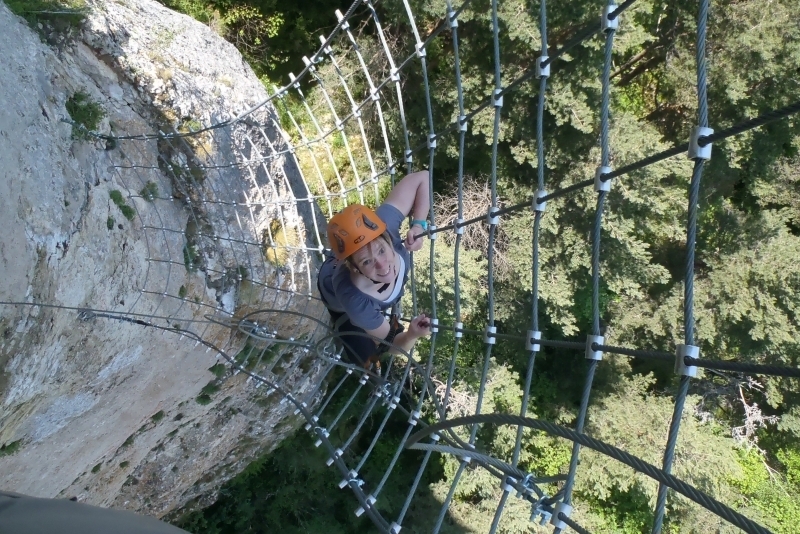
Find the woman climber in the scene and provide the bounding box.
[317,171,432,368]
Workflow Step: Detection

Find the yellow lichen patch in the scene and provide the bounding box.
[262,219,297,267]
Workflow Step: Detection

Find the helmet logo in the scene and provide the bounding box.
[362,213,379,230]
[354,235,365,244]
[334,234,346,254]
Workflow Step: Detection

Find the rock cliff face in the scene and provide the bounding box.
[0,0,326,517]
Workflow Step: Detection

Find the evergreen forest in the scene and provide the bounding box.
[165,0,800,532]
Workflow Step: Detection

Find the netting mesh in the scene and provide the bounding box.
[3,0,800,532]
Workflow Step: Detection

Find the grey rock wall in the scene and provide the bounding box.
[0,0,327,518]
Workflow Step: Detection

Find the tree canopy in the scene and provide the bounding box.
[164,0,800,532]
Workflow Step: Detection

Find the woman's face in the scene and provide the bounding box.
[351,238,395,282]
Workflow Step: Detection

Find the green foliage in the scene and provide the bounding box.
[121,434,134,448]
[200,382,220,396]
[732,448,800,534]
[151,410,165,423]
[91,462,101,473]
[65,91,105,140]
[0,439,23,457]
[167,0,800,530]
[208,363,227,378]
[139,181,159,202]
[120,461,130,468]
[106,216,115,230]
[183,243,200,272]
[178,285,188,299]
[109,190,135,220]
[5,0,87,28]
[157,0,351,83]
[195,394,212,405]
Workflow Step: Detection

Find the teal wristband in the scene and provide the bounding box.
[411,219,428,231]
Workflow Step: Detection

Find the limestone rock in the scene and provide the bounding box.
[0,0,327,518]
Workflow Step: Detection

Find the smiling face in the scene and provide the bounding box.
[349,235,396,282]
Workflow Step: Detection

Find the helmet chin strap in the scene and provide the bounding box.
[353,248,396,292]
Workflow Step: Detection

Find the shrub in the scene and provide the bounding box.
[66,91,105,140]
[5,0,87,28]
[109,190,135,221]
[0,439,23,457]
[208,363,227,378]
[200,382,220,396]
[139,181,159,202]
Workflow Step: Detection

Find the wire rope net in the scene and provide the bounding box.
[2,0,800,532]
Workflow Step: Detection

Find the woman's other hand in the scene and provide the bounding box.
[407,313,432,339]
[405,223,426,251]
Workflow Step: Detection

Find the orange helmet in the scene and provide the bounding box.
[327,204,387,260]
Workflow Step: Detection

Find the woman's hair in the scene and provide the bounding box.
[344,231,393,271]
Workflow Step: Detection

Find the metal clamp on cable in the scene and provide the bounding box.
[527,330,542,352]
[493,88,503,108]
[534,189,547,212]
[355,494,377,517]
[601,4,619,32]
[536,56,550,79]
[461,442,475,464]
[304,415,319,431]
[416,42,426,58]
[318,35,332,55]
[431,318,439,333]
[428,133,437,149]
[288,72,300,90]
[688,126,714,160]
[390,68,400,82]
[488,207,500,226]
[455,217,465,235]
[448,9,458,28]
[586,335,604,360]
[334,9,349,30]
[550,502,573,530]
[352,105,361,118]
[388,395,400,409]
[325,447,343,466]
[501,476,517,493]
[530,496,553,525]
[454,321,463,338]
[428,224,437,240]
[359,373,368,385]
[516,473,535,498]
[595,166,612,192]
[390,522,402,534]
[338,470,361,489]
[409,410,421,426]
[405,150,413,164]
[458,115,468,132]
[301,56,315,71]
[675,344,700,377]
[313,428,330,447]
[484,325,497,345]
[293,401,307,415]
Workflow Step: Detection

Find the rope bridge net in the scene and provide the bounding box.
[4,0,800,532]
